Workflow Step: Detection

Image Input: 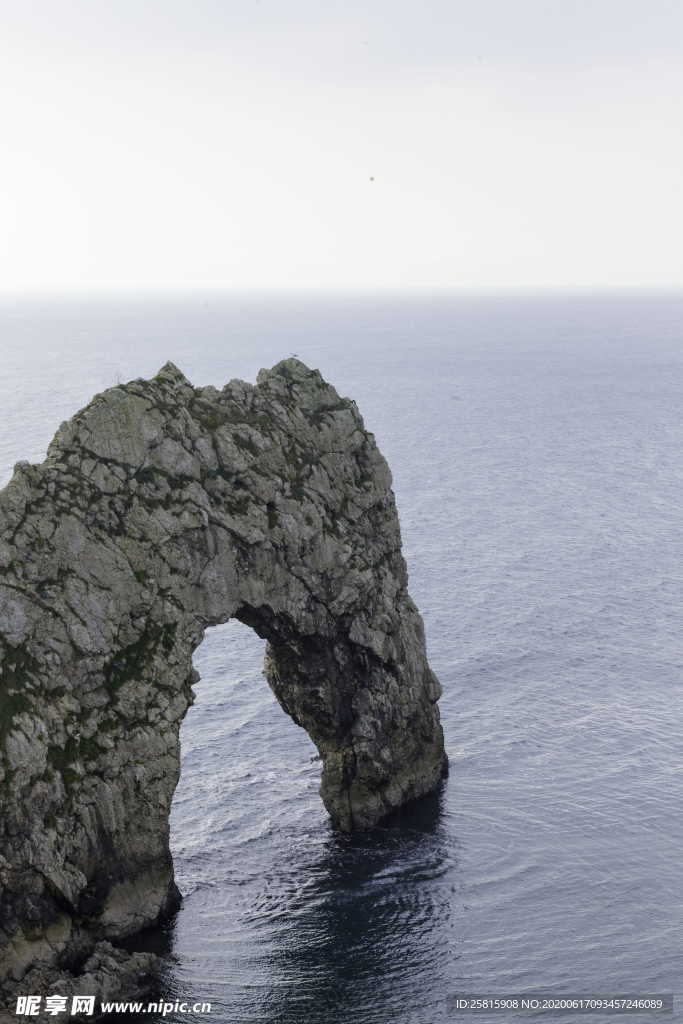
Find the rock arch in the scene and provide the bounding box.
[0,358,446,991]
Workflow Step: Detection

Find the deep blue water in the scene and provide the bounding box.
[1,292,682,1023]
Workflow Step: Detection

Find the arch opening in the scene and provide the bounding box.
[171,617,323,884]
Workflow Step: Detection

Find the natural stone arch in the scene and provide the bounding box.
[0,358,446,992]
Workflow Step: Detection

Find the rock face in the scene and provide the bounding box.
[0,357,446,994]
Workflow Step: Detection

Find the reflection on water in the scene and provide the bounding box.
[259,789,456,1024]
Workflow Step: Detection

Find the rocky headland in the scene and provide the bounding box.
[0,358,447,1004]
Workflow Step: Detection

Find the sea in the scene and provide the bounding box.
[1,292,681,1023]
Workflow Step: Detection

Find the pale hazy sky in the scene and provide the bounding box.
[2,1,683,293]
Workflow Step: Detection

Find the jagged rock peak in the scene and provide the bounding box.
[154,360,192,386]
[257,355,320,382]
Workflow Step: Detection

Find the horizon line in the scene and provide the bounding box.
[2,284,683,301]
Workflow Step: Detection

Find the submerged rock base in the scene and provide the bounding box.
[0,358,446,998]
[0,943,161,1022]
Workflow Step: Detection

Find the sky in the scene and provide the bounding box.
[1,0,683,293]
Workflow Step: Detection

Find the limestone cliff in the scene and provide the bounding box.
[0,357,446,996]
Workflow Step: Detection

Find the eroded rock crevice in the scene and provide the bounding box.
[0,358,446,1000]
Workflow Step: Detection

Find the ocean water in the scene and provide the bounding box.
[1,292,682,1023]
